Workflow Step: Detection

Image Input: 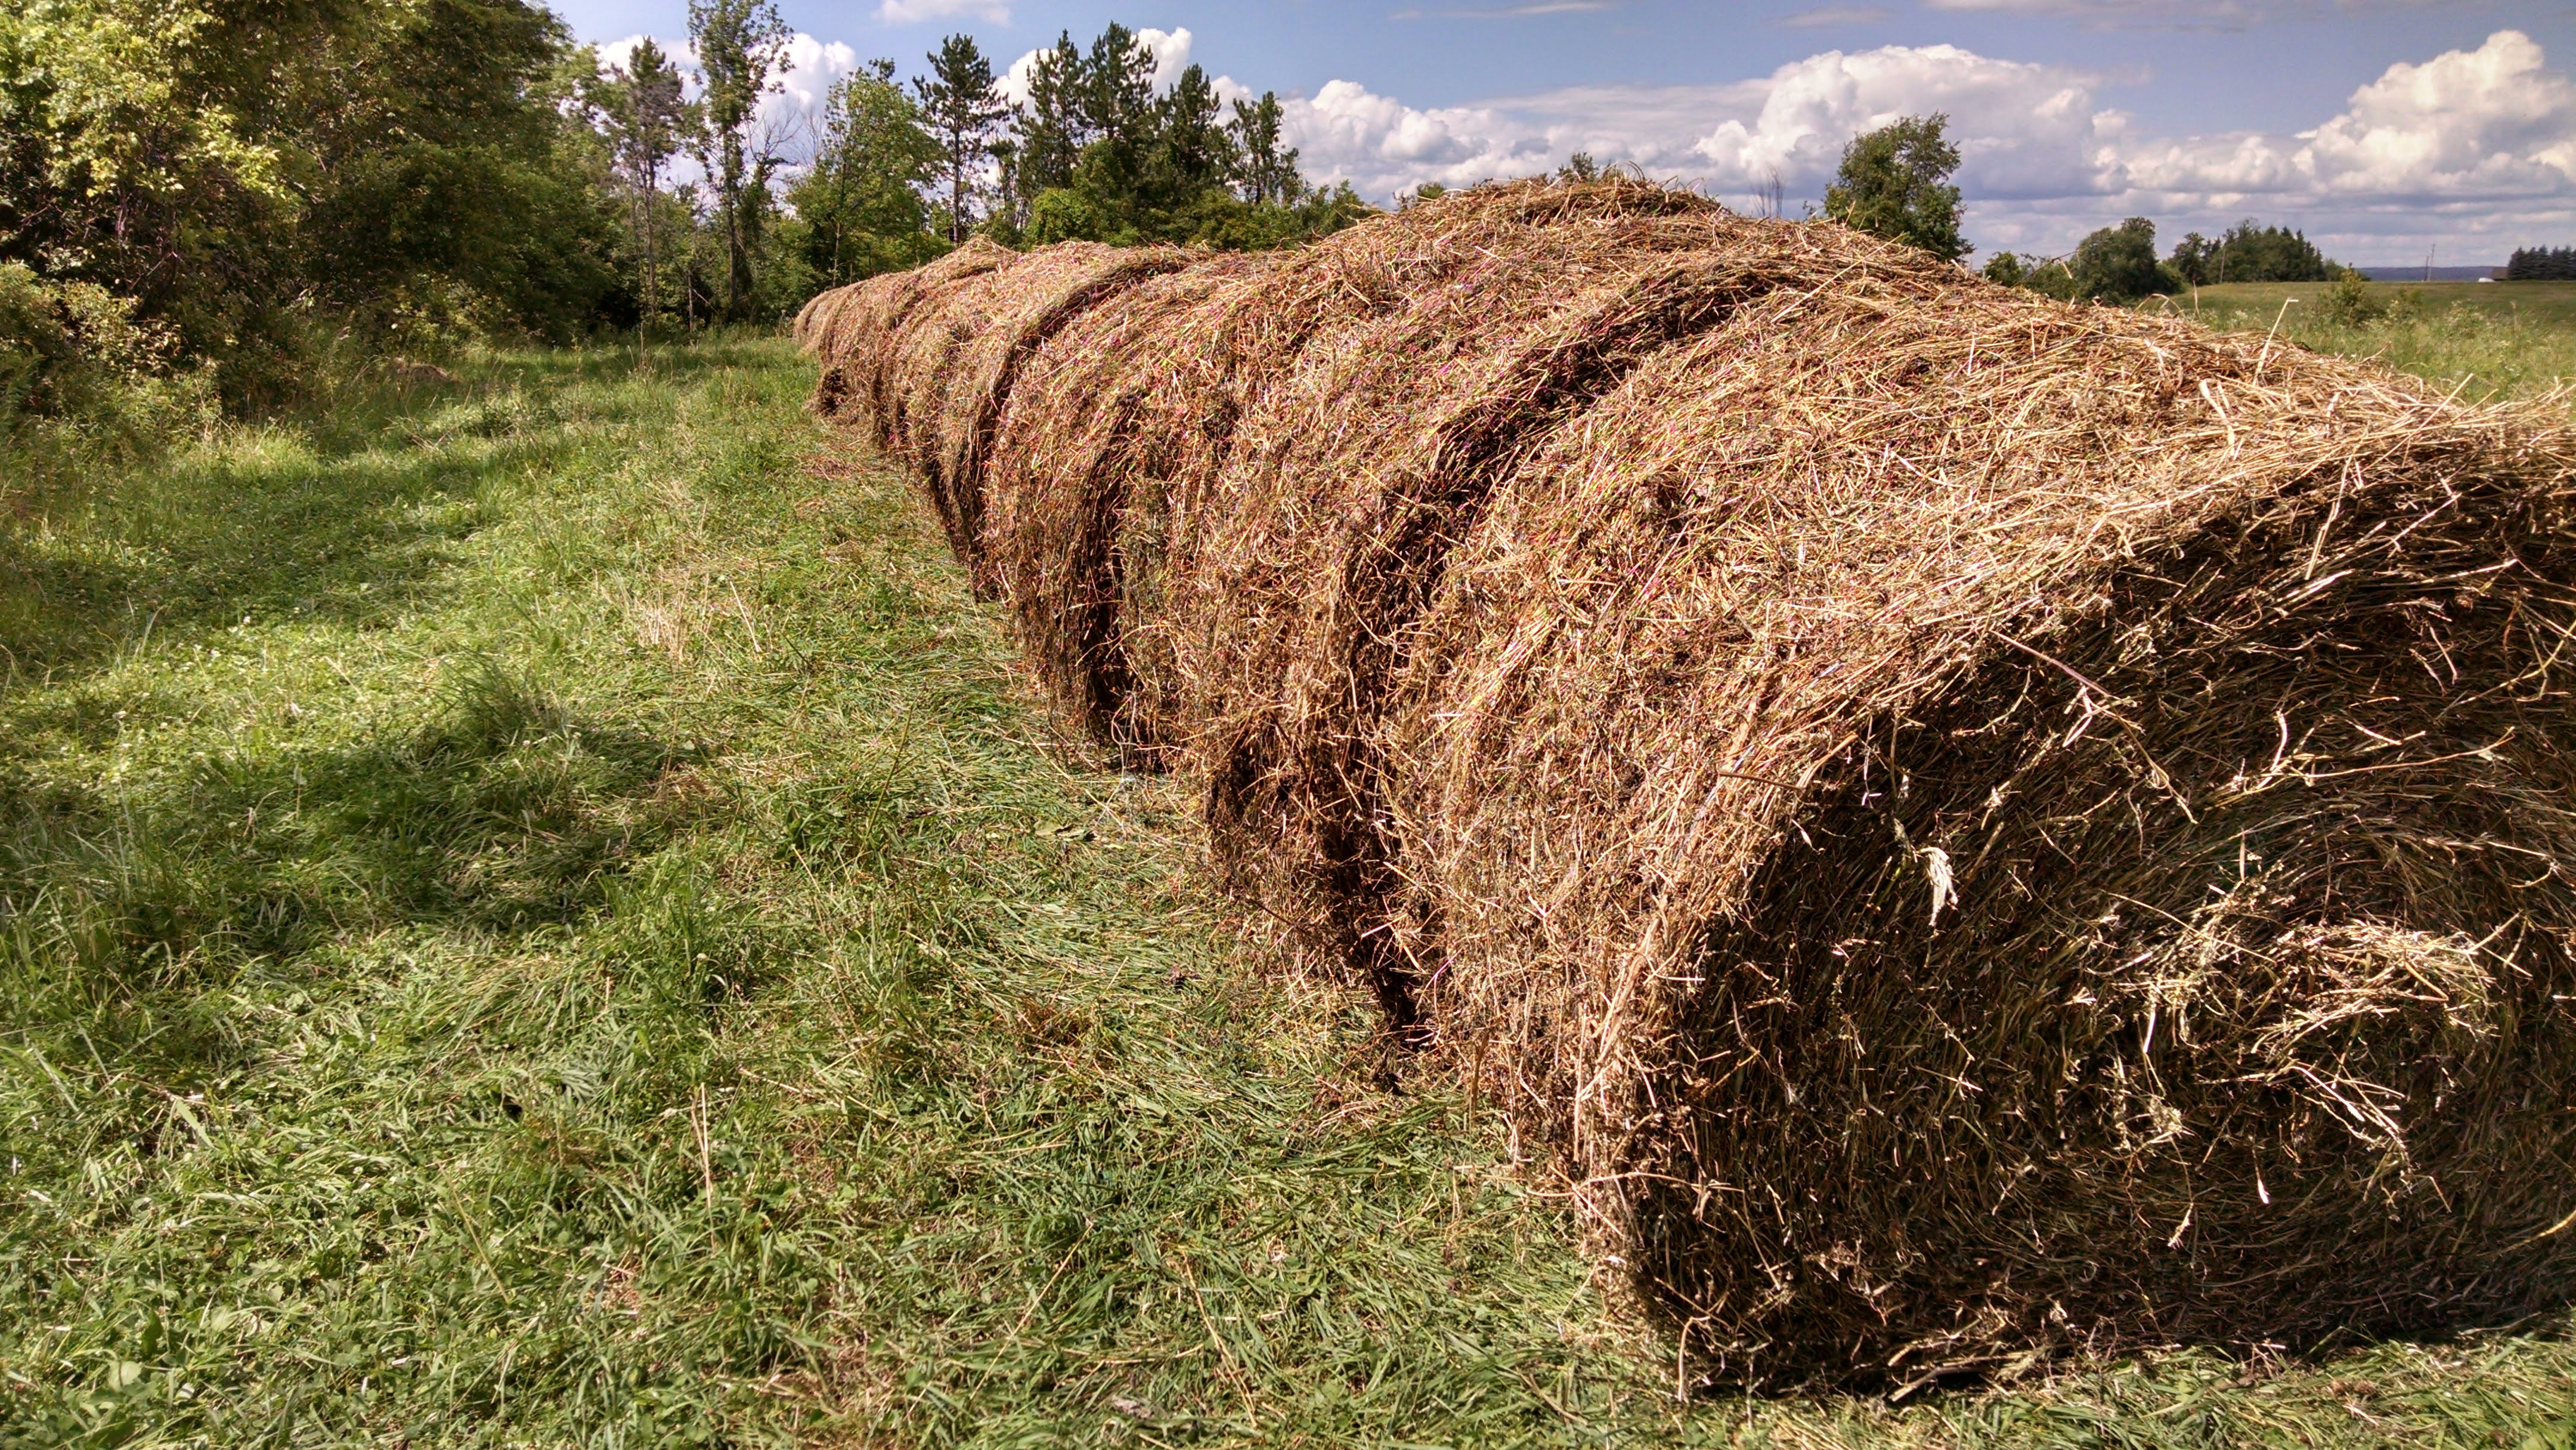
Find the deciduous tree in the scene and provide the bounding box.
[1823,113,1967,262]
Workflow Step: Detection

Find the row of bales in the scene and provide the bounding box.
[796,181,2576,1388]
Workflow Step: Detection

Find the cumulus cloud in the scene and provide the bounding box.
[1923,0,2436,27]
[2295,29,2576,197]
[1690,45,2124,200]
[1241,28,2576,261]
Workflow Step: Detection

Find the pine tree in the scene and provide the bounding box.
[1227,92,1298,206]
[590,39,690,329]
[1010,32,1089,202]
[914,34,1007,243]
[1151,64,1236,209]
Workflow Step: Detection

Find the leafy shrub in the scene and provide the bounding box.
[0,263,210,482]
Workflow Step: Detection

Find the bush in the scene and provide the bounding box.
[2320,271,2389,327]
[0,263,210,482]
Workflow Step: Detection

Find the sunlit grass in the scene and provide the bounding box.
[4,333,2570,1447]
[2168,280,2576,404]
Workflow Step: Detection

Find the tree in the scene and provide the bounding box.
[687,0,789,320]
[2170,219,2333,285]
[2,0,620,399]
[1980,252,2027,287]
[1085,24,1158,153]
[1004,31,1088,216]
[1149,64,1236,211]
[2069,216,2176,302]
[787,58,942,285]
[915,33,1007,243]
[1823,113,1967,262]
[1227,91,1298,206]
[2509,246,2576,281]
[589,38,689,330]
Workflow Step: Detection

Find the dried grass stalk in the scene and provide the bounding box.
[804,180,2576,1384]
[887,243,1190,593]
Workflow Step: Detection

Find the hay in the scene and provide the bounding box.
[883,242,1191,593]
[980,251,1293,757]
[804,181,2576,1384]
[812,236,1017,447]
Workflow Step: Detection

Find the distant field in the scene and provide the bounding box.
[2163,281,2576,402]
[2184,279,2576,328]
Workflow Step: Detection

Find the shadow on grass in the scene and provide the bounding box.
[0,340,773,690]
[1,660,701,1074]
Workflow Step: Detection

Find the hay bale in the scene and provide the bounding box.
[883,243,1191,593]
[1123,180,1741,767]
[1168,201,1922,1029]
[819,236,1017,450]
[811,182,2576,1383]
[1366,261,2576,1383]
[982,251,1293,755]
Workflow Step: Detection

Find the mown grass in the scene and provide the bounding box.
[4,333,2571,1448]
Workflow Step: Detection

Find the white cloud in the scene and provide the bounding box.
[1689,45,2123,200]
[2296,30,2576,198]
[1236,29,2576,262]
[1922,0,2437,27]
[875,0,1010,25]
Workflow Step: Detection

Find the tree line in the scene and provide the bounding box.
[1813,115,2347,305]
[1,2,1361,435]
[2506,247,2576,281]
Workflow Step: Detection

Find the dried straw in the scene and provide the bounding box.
[803,180,2576,1385]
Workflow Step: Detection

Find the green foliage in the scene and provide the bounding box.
[915,32,1009,243]
[1823,113,1967,262]
[2318,269,2389,326]
[784,60,946,287]
[584,38,693,330]
[688,0,791,321]
[1232,91,1298,206]
[2070,216,2181,303]
[1979,252,2027,287]
[2169,219,2337,285]
[2,0,624,391]
[2507,246,2576,281]
[0,261,209,489]
[987,26,1362,250]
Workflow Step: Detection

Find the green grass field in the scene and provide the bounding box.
[2166,280,2576,402]
[5,329,2574,1447]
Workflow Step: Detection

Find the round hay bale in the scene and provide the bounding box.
[1107,178,1738,766]
[809,181,2576,1381]
[1376,268,2576,1384]
[982,251,1293,757]
[1166,194,1885,1025]
[828,236,1017,451]
[888,242,1192,595]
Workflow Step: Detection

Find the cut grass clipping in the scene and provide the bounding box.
[806,177,2576,1389]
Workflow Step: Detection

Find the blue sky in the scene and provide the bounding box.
[571,1,2576,264]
